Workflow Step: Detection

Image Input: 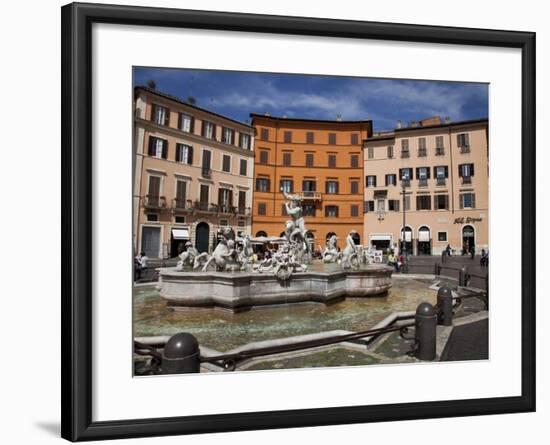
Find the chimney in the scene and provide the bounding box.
[396,120,402,129]
[336,114,342,121]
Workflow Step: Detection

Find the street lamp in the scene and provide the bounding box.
[400,174,408,258]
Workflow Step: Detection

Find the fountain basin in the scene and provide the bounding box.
[158,264,393,312]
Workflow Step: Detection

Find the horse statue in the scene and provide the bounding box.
[202,227,242,272]
[341,230,360,270]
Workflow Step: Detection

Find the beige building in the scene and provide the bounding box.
[363,117,488,256]
[133,87,255,258]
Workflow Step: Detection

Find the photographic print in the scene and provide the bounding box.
[132,68,489,375]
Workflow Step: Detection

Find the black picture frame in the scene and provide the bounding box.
[61,2,536,441]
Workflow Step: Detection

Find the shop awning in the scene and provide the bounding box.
[172,228,190,240]
[370,234,392,241]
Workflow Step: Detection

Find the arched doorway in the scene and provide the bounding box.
[255,230,267,237]
[462,225,475,254]
[417,226,432,255]
[400,226,413,256]
[195,222,210,253]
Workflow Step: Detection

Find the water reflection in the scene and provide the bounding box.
[133,278,437,351]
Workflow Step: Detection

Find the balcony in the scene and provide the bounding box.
[460,146,471,154]
[218,204,235,215]
[143,195,167,209]
[296,191,323,201]
[236,206,252,217]
[418,148,427,157]
[435,147,445,156]
[418,178,428,187]
[201,167,212,178]
[401,179,411,188]
[401,150,410,159]
[172,198,193,212]
[462,176,472,185]
[436,177,446,186]
[193,201,217,213]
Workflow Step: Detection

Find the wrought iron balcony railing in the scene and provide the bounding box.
[201,167,212,178]
[436,177,446,186]
[418,148,427,157]
[418,178,428,187]
[172,198,193,211]
[435,147,445,156]
[462,176,472,185]
[143,195,167,209]
[460,146,471,153]
[296,191,322,201]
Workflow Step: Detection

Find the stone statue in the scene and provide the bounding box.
[202,227,242,272]
[256,243,307,281]
[238,235,254,270]
[176,241,198,270]
[322,235,340,263]
[341,230,360,270]
[281,189,310,263]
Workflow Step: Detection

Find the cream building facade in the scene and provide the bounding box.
[133,87,255,258]
[363,117,488,256]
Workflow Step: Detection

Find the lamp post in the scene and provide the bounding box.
[401,175,408,258]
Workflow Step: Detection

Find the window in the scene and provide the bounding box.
[460,193,476,209]
[239,133,251,150]
[387,146,394,158]
[328,133,336,144]
[302,180,316,192]
[436,136,445,155]
[367,147,374,159]
[363,200,374,213]
[325,180,339,194]
[152,104,169,125]
[202,150,212,172]
[202,121,215,139]
[350,205,359,217]
[148,136,167,159]
[303,204,316,217]
[351,133,359,145]
[459,163,475,183]
[175,143,193,164]
[199,184,209,205]
[385,174,397,186]
[350,180,359,194]
[416,167,430,186]
[219,219,229,226]
[239,159,247,176]
[305,153,314,167]
[280,179,294,193]
[376,198,385,211]
[328,154,336,168]
[284,131,292,143]
[175,216,186,224]
[435,194,449,210]
[179,113,193,133]
[401,139,410,158]
[416,195,432,210]
[255,177,270,192]
[418,137,427,157]
[306,132,314,144]
[175,180,187,208]
[325,205,339,217]
[222,127,234,145]
[399,168,413,182]
[434,166,448,185]
[218,188,233,210]
[438,232,448,242]
[388,199,400,211]
[282,152,292,166]
[350,154,359,167]
[258,202,266,215]
[366,175,377,187]
[237,220,246,227]
[457,133,470,149]
[259,150,269,164]
[260,128,269,141]
[222,154,231,172]
[146,213,159,222]
[238,191,247,213]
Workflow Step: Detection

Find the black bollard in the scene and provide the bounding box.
[162,333,200,374]
[436,286,453,326]
[434,262,441,276]
[458,266,469,286]
[415,302,437,361]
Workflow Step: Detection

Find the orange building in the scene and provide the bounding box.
[251,114,372,251]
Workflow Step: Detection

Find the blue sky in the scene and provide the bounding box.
[134,67,488,131]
